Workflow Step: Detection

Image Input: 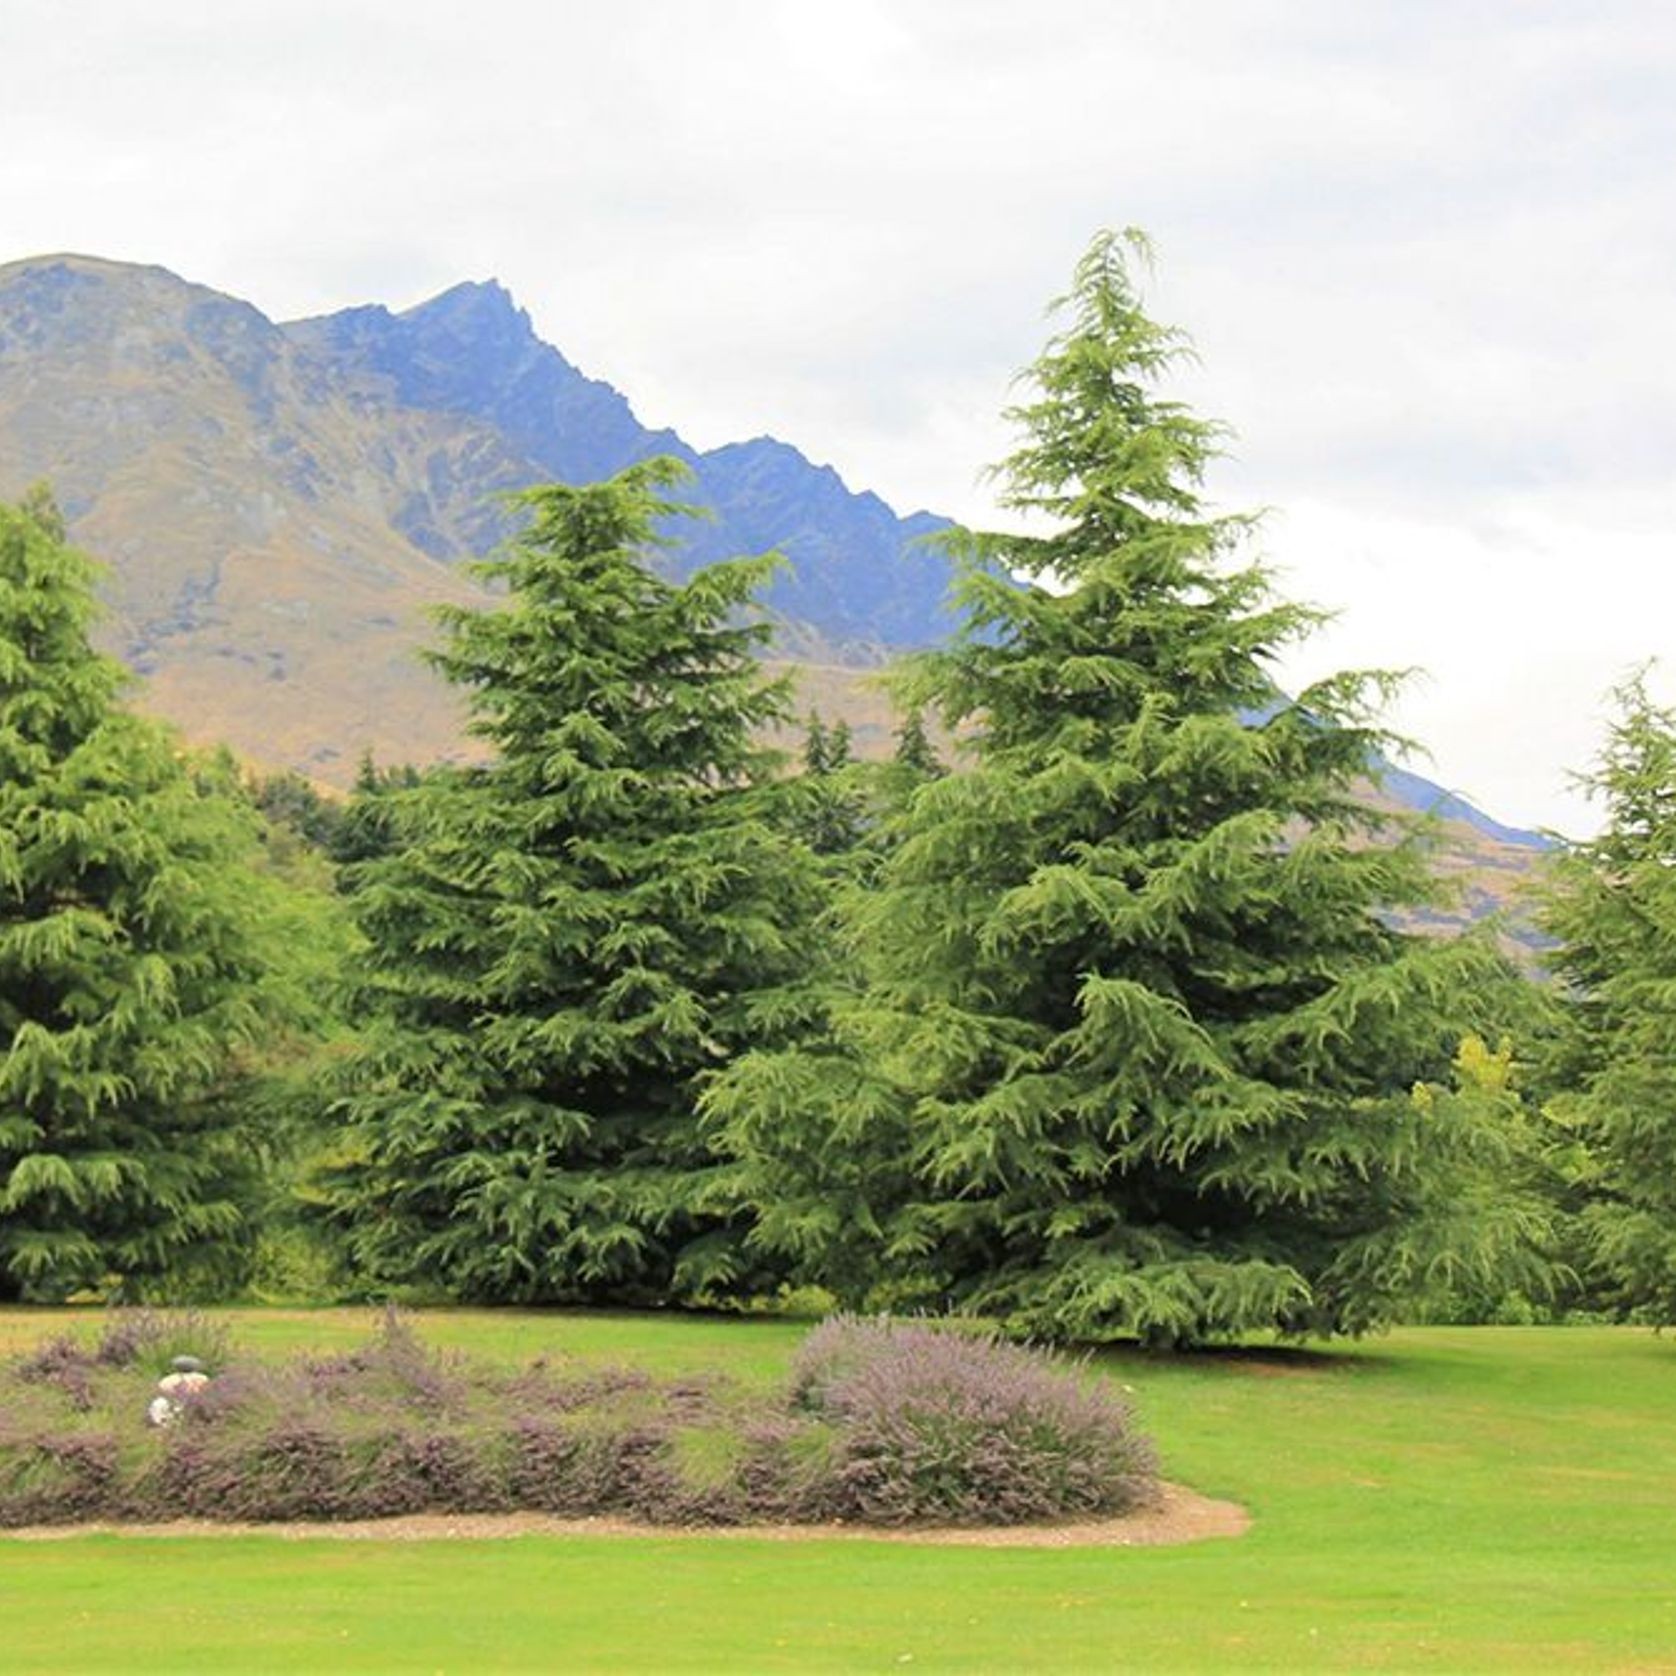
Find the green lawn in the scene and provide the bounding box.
[1,1312,1672,1672]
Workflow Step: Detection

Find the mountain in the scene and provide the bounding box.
[0,251,1551,935]
[284,278,956,648]
[1376,764,1551,852]
[0,254,952,780]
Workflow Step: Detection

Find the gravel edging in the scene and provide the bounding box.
[1,1481,1246,1549]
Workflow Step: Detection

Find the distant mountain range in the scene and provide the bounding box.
[0,254,950,780]
[284,278,956,647]
[0,251,1550,940]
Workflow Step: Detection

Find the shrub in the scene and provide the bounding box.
[793,1316,1158,1525]
[0,1311,1159,1530]
[95,1308,231,1375]
[0,1433,122,1524]
[11,1336,99,1414]
[7,1310,228,1420]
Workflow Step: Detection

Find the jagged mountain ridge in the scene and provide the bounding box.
[284,278,956,648]
[0,253,952,779]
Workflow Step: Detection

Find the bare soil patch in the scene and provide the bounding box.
[4,1480,1245,1549]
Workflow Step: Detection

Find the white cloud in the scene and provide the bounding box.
[3,0,1674,831]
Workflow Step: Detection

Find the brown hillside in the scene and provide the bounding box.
[0,254,510,778]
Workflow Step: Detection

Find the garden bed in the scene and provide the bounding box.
[0,1310,1167,1535]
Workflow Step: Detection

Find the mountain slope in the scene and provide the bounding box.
[284,280,956,647]
[0,254,497,776]
[0,254,953,779]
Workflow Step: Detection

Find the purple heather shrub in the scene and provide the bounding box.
[735,1412,839,1523]
[93,1308,231,1374]
[12,1335,97,1414]
[0,1314,1157,1530]
[499,1418,595,1513]
[299,1308,469,1416]
[791,1316,1158,1526]
[494,1361,656,1416]
[0,1433,122,1526]
[177,1422,409,1522]
[497,1415,668,1516]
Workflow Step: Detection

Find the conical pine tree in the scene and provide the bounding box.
[0,494,268,1300]
[1542,670,1676,1323]
[708,232,1540,1343]
[890,707,943,782]
[329,460,825,1303]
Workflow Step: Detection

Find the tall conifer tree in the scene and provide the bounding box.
[891,707,943,782]
[709,233,1537,1343]
[331,461,822,1302]
[1542,671,1676,1323]
[0,495,267,1299]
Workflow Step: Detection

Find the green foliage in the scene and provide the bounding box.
[327,460,826,1304]
[890,706,943,782]
[800,712,834,777]
[1542,670,1676,1323]
[0,498,278,1301]
[186,747,366,1306]
[707,230,1539,1344]
[790,711,868,859]
[1379,1035,1564,1323]
[246,769,344,856]
[329,753,423,870]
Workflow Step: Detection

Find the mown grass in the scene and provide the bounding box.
[1,1313,1672,1672]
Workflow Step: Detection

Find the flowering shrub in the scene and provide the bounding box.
[793,1316,1158,1524]
[0,1310,1157,1529]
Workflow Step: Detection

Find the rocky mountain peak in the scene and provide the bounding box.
[398,278,537,355]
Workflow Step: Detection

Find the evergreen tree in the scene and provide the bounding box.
[329,460,823,1303]
[1542,670,1676,1323]
[801,712,833,777]
[708,231,1541,1344]
[891,706,943,782]
[248,768,344,855]
[329,752,423,869]
[793,710,867,860]
[0,495,270,1299]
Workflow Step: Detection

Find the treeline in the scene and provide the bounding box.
[3,234,1672,1342]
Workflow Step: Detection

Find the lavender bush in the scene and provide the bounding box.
[793,1316,1158,1525]
[0,1310,1158,1529]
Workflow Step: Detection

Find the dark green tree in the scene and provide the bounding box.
[329,752,423,870]
[0,494,272,1299]
[801,712,833,777]
[708,231,1543,1344]
[793,712,866,860]
[247,768,344,855]
[328,460,824,1303]
[1542,670,1676,1323]
[891,706,943,782]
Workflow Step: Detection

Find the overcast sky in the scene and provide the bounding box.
[4,0,1674,833]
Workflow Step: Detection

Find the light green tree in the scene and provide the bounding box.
[1542,669,1676,1323]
